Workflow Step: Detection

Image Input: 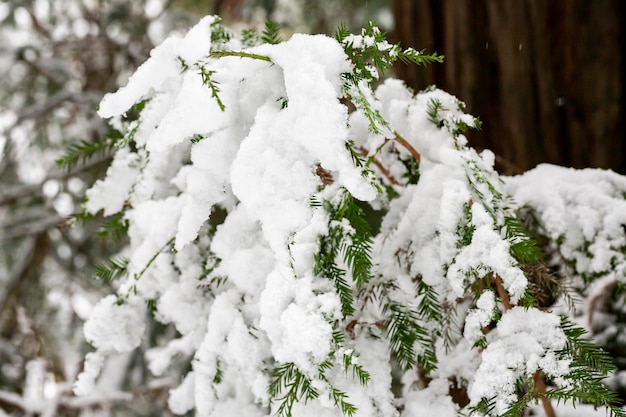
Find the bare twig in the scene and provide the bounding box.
[494,275,512,310]
[533,371,557,417]
[392,133,421,162]
[0,237,37,315]
[0,155,110,206]
[1,214,64,241]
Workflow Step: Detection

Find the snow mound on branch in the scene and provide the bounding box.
[506,164,626,282]
[469,307,570,415]
[98,15,216,118]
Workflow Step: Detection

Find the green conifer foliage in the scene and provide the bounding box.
[65,16,626,417]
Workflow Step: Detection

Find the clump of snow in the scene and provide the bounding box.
[506,164,626,283]
[83,295,146,353]
[84,148,141,216]
[464,290,496,345]
[468,307,570,415]
[98,16,217,119]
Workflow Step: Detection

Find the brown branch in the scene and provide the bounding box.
[316,165,334,186]
[533,371,557,417]
[358,147,400,185]
[494,275,512,310]
[392,133,421,162]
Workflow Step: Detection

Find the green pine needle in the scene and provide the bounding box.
[56,137,116,171]
[95,257,129,281]
[262,20,282,45]
[96,212,129,243]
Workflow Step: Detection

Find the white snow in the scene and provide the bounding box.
[75,15,626,417]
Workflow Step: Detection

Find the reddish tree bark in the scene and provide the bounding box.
[391,0,624,174]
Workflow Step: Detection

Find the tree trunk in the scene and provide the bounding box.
[391,0,624,174]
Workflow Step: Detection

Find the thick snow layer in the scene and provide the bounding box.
[506,164,626,282]
[83,295,146,353]
[77,15,625,417]
[84,148,140,216]
[98,16,216,118]
[469,307,569,414]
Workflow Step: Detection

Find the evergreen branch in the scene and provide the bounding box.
[209,50,272,62]
[316,358,358,417]
[262,20,282,45]
[348,87,390,135]
[385,302,436,371]
[334,23,351,43]
[56,136,116,171]
[95,212,128,243]
[503,215,544,264]
[269,363,320,417]
[240,28,260,48]
[133,237,175,282]
[530,318,626,417]
[340,194,374,288]
[560,318,616,374]
[94,257,129,282]
[397,48,444,66]
[345,141,381,192]
[426,98,445,127]
[315,222,355,318]
[209,16,232,47]
[342,351,371,386]
[416,281,443,324]
[330,387,357,417]
[315,190,375,317]
[196,66,226,111]
[359,146,400,185]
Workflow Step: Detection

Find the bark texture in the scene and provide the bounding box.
[391,0,625,174]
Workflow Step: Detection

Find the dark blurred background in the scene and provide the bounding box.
[390,0,625,175]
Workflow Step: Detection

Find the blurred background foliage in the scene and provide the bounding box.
[0,0,623,415]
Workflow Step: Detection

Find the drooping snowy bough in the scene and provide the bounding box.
[73,16,626,417]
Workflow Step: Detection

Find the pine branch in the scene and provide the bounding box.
[209,50,272,62]
[397,47,444,66]
[385,302,436,371]
[269,363,319,417]
[94,257,129,282]
[196,65,226,111]
[95,212,128,243]
[56,136,116,171]
[262,20,282,45]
